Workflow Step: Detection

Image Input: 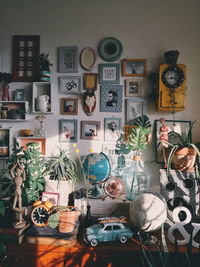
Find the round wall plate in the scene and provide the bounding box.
[98,37,123,62]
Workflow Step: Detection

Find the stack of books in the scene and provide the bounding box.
[0,224,30,244]
[26,224,78,247]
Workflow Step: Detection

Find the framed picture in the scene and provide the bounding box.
[81,121,101,140]
[125,78,142,97]
[124,125,136,142]
[59,76,81,94]
[12,35,40,82]
[80,47,97,71]
[155,120,191,164]
[60,98,78,115]
[59,119,77,142]
[99,63,120,84]
[126,98,146,124]
[83,73,98,91]
[42,192,59,206]
[104,118,121,142]
[121,59,146,77]
[100,84,123,112]
[14,89,25,101]
[58,46,78,73]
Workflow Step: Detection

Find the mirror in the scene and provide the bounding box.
[155,119,191,164]
[80,47,97,71]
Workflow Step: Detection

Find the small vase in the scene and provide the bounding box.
[123,154,150,201]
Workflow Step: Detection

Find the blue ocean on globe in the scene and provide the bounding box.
[83,152,111,184]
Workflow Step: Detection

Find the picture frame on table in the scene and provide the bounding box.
[58,46,78,73]
[104,117,121,142]
[83,73,98,91]
[121,59,146,77]
[59,119,78,142]
[59,76,81,94]
[100,84,123,112]
[99,63,120,84]
[81,120,101,140]
[125,78,142,97]
[42,192,60,206]
[14,89,25,101]
[126,98,146,124]
[60,98,78,115]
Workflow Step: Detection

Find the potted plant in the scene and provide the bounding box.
[43,147,79,206]
[48,206,80,233]
[166,120,200,173]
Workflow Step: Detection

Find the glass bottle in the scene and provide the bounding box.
[123,154,150,201]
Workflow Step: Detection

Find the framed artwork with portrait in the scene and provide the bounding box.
[59,76,81,94]
[125,78,142,97]
[81,121,101,140]
[104,117,121,142]
[14,89,25,101]
[59,119,77,142]
[126,98,146,124]
[121,59,146,77]
[99,63,120,84]
[58,46,78,73]
[60,98,78,115]
[100,84,123,112]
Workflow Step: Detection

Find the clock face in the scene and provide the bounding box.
[162,66,184,88]
[31,205,49,226]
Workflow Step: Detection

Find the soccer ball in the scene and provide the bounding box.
[129,193,167,232]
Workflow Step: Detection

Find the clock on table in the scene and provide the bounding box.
[155,50,187,112]
[31,200,53,227]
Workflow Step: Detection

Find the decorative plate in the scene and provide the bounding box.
[98,37,123,62]
[80,47,97,71]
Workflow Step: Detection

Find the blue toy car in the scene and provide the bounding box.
[84,217,133,246]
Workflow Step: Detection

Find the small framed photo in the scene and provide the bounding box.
[42,192,59,206]
[121,59,146,77]
[60,98,78,115]
[99,63,120,84]
[14,89,25,101]
[59,76,81,94]
[59,119,78,142]
[125,78,142,97]
[126,98,146,124]
[83,73,98,91]
[100,84,123,112]
[104,118,121,142]
[58,46,78,73]
[81,121,101,140]
[124,125,136,142]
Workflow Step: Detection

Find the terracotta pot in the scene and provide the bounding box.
[172,147,197,172]
[58,209,80,233]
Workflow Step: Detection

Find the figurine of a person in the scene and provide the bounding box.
[159,118,170,168]
[10,159,26,229]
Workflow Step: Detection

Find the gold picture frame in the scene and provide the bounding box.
[60,98,78,115]
[121,59,146,77]
[83,73,98,91]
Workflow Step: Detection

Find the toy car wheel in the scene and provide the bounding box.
[90,238,98,247]
[120,236,127,244]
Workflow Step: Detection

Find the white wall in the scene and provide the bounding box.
[0,0,200,187]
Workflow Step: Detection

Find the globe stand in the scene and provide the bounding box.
[88,184,106,199]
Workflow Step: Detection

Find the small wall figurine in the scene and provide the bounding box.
[38,53,53,82]
[10,159,26,229]
[83,89,96,116]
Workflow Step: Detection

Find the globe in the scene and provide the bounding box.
[83,152,111,184]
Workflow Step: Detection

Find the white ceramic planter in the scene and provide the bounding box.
[44,179,74,206]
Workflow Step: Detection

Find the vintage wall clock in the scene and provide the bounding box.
[31,200,53,227]
[157,63,187,111]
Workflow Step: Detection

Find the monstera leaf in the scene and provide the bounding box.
[128,127,148,152]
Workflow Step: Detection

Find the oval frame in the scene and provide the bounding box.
[80,47,97,71]
[98,37,123,62]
